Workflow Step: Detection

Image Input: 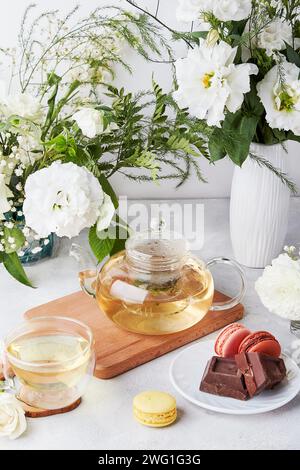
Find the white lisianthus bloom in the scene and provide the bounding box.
[174,40,258,126]
[0,173,13,220]
[73,108,116,138]
[255,253,300,321]
[23,161,114,238]
[176,0,210,22]
[257,19,292,56]
[0,394,27,440]
[213,0,252,21]
[176,0,252,22]
[257,62,300,135]
[0,89,43,123]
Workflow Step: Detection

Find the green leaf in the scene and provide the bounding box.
[88,225,115,263]
[3,252,34,287]
[98,175,118,209]
[285,43,300,68]
[208,130,226,161]
[209,111,260,166]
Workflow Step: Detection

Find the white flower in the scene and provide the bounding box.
[176,0,209,22]
[0,174,13,220]
[73,108,114,138]
[0,88,43,123]
[23,161,114,238]
[176,0,252,22]
[257,61,300,135]
[16,129,43,166]
[257,19,292,56]
[96,193,115,233]
[212,0,252,21]
[0,393,27,440]
[174,40,258,126]
[255,253,300,321]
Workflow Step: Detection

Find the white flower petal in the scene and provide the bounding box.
[96,193,115,233]
[173,40,255,126]
[0,394,27,440]
[23,161,104,238]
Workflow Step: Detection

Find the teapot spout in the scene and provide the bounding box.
[70,243,97,298]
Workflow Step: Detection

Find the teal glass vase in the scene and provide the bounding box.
[20,233,56,265]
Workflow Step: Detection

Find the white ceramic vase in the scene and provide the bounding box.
[230,143,290,268]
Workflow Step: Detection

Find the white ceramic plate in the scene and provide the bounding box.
[169,340,300,415]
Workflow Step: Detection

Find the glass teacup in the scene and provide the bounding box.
[2,316,95,410]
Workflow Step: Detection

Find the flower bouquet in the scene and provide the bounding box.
[0,5,206,286]
[172,0,300,161]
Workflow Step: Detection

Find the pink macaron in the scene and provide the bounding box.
[214,323,251,358]
[238,331,281,358]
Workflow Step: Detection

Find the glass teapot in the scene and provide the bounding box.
[71,223,245,335]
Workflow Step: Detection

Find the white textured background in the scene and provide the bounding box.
[0,0,299,198]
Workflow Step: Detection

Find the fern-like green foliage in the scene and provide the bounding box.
[81,80,209,187]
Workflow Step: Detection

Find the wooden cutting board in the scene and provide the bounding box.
[24,290,244,379]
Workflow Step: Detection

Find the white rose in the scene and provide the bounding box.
[255,253,300,321]
[0,89,43,123]
[212,0,252,22]
[23,161,114,238]
[0,393,27,440]
[0,174,13,220]
[73,108,109,138]
[257,19,292,56]
[257,61,300,135]
[174,40,258,126]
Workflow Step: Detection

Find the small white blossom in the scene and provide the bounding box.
[0,174,13,220]
[14,168,23,177]
[31,246,42,254]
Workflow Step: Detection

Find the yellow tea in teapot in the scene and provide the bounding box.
[96,253,214,335]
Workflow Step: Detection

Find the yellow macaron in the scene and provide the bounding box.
[133,390,177,428]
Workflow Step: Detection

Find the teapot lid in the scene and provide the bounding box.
[125,219,189,273]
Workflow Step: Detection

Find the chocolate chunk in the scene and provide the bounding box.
[235,352,286,397]
[200,356,248,400]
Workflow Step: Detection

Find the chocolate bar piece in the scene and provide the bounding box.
[200,356,248,400]
[235,352,286,397]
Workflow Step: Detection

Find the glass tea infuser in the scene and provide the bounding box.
[72,221,245,335]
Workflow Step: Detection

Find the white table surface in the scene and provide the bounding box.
[1,198,300,451]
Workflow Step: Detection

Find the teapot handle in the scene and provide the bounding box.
[70,243,97,298]
[206,257,246,311]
